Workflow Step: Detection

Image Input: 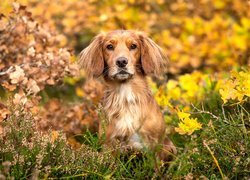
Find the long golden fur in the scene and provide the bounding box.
[78,30,176,161]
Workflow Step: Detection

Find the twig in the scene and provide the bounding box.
[221,104,227,121]
[0,62,56,76]
[0,66,14,76]
[191,104,219,120]
[203,140,225,179]
[191,104,245,127]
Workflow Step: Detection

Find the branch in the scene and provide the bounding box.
[0,66,14,76]
[191,104,219,120]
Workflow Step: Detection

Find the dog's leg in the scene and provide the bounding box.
[158,136,177,163]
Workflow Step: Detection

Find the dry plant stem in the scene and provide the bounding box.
[221,104,227,121]
[0,66,14,76]
[203,140,225,179]
[191,103,219,120]
[0,63,57,75]
[190,104,244,127]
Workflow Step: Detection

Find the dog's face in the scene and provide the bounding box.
[79,30,167,82]
[103,31,140,81]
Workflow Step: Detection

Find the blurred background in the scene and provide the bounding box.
[1,0,250,74]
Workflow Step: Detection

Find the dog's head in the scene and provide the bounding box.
[78,30,168,82]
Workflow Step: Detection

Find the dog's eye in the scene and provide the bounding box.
[130,44,137,50]
[107,44,114,50]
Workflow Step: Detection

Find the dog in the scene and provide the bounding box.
[78,30,176,161]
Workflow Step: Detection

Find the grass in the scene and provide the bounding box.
[167,104,250,179]
[0,100,249,179]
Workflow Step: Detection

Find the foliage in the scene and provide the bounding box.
[0,108,117,179]
[167,104,250,179]
[0,1,250,179]
[0,3,77,115]
[1,0,249,74]
[219,69,250,104]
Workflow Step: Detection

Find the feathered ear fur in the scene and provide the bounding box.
[78,33,105,78]
[139,32,168,76]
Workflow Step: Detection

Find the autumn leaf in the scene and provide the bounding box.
[219,70,250,103]
[0,103,10,122]
[9,66,26,84]
[27,46,36,57]
[27,79,40,94]
[51,131,59,143]
[13,91,27,105]
[76,87,85,97]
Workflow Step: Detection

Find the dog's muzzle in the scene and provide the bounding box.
[113,69,133,81]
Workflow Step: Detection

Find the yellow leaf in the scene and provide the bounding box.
[51,131,59,143]
[76,87,84,97]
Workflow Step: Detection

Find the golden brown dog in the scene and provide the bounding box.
[78,30,176,161]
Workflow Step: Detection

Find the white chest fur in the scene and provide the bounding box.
[105,84,142,139]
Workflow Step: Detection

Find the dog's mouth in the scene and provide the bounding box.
[113,70,133,81]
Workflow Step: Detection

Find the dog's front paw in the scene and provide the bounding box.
[158,137,177,162]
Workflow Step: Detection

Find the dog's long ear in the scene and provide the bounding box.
[78,33,105,78]
[139,32,168,76]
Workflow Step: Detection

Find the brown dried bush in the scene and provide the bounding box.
[0,4,99,138]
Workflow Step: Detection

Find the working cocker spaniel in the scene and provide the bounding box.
[78,30,176,162]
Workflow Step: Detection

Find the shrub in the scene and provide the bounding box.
[0,107,117,179]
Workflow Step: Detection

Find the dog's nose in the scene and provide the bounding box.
[116,57,128,68]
